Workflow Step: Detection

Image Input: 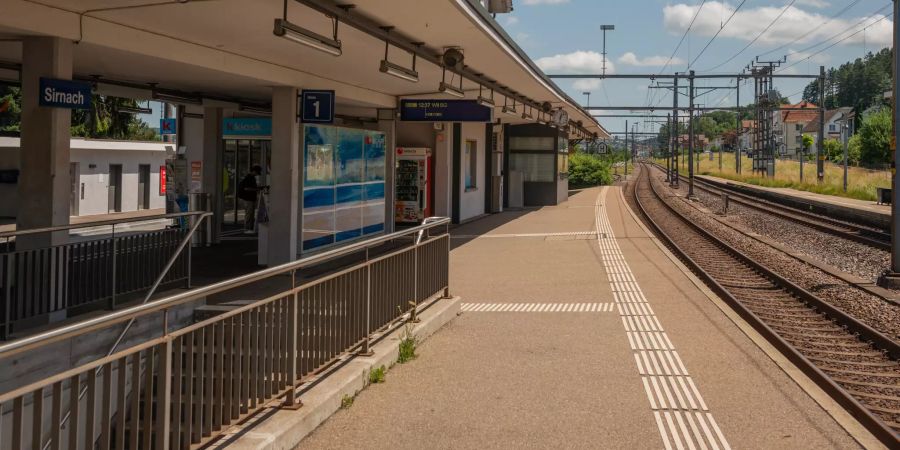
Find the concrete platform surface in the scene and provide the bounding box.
[296,186,868,449]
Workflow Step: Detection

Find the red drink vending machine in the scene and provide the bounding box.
[395,147,432,224]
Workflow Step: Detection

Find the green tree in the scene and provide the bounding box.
[0,84,21,133]
[801,134,814,159]
[847,134,862,166]
[568,151,612,187]
[823,138,843,161]
[858,107,892,166]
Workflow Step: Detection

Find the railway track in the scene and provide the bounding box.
[650,163,890,252]
[631,163,900,447]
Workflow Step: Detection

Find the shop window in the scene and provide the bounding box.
[509,136,554,151]
[509,153,554,182]
[465,140,477,190]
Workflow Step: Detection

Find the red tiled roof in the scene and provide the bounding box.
[781,101,818,123]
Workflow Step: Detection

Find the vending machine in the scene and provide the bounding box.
[395,147,432,224]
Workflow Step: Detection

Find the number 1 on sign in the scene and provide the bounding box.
[313,101,320,118]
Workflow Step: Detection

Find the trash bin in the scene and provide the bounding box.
[877,187,892,205]
[188,192,212,247]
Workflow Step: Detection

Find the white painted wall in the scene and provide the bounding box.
[0,137,171,218]
[458,122,485,222]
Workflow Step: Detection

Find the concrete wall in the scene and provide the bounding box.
[0,138,170,217]
[73,148,168,215]
[458,122,485,222]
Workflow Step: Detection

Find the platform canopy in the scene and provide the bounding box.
[0,0,606,138]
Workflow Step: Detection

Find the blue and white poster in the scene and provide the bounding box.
[302,125,385,252]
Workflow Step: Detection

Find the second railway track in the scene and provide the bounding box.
[631,163,900,447]
[651,162,890,251]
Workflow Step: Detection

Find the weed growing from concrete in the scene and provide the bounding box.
[397,321,417,364]
[369,365,386,384]
[341,394,354,409]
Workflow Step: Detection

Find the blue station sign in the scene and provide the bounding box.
[223,118,272,138]
[160,118,177,135]
[38,78,92,110]
[399,99,492,122]
[300,90,335,124]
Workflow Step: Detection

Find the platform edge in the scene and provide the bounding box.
[616,182,887,450]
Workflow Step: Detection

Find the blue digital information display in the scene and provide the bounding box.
[38,78,92,110]
[399,99,492,122]
[301,90,335,123]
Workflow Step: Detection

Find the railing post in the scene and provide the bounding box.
[443,223,451,299]
[155,339,172,450]
[359,248,373,356]
[282,285,302,409]
[410,242,420,324]
[110,224,117,309]
[185,222,193,289]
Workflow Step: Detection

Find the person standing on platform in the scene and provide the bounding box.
[238,165,263,234]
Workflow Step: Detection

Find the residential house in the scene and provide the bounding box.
[738,120,755,154]
[801,107,854,146]
[775,101,818,158]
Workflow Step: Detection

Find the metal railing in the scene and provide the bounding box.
[0,218,451,449]
[0,212,211,339]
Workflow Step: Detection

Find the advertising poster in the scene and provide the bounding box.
[302,125,385,252]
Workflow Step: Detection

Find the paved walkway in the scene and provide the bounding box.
[298,187,863,449]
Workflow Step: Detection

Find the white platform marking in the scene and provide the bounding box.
[460,302,615,313]
[594,187,730,450]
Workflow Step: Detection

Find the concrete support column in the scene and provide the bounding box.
[433,123,452,218]
[376,109,396,233]
[267,86,300,266]
[202,107,223,244]
[18,37,73,248]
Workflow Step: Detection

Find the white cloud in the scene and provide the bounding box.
[795,0,829,8]
[618,52,684,67]
[573,79,602,90]
[521,0,569,4]
[663,2,892,48]
[503,16,519,26]
[535,50,615,74]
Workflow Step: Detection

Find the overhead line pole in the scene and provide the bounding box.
[736,81,741,174]
[673,75,680,187]
[887,0,900,286]
[688,70,696,199]
[817,65,826,183]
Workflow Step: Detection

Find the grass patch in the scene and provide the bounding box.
[368,365,386,384]
[340,394,354,409]
[653,153,889,202]
[397,322,417,364]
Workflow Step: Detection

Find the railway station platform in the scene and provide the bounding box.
[696,174,890,228]
[297,186,876,450]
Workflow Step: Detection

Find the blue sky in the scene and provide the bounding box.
[500,0,894,135]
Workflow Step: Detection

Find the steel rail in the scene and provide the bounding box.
[631,163,900,446]
[651,162,890,251]
[0,217,451,360]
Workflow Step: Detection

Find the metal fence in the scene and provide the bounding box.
[0,213,209,339]
[0,218,450,449]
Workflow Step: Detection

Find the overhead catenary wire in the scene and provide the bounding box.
[689,0,748,69]
[701,0,799,72]
[756,0,864,59]
[785,3,892,60]
[649,0,708,108]
[778,9,893,73]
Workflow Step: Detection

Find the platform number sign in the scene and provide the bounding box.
[300,90,335,124]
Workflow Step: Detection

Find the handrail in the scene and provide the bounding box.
[0,217,451,359]
[0,211,208,238]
